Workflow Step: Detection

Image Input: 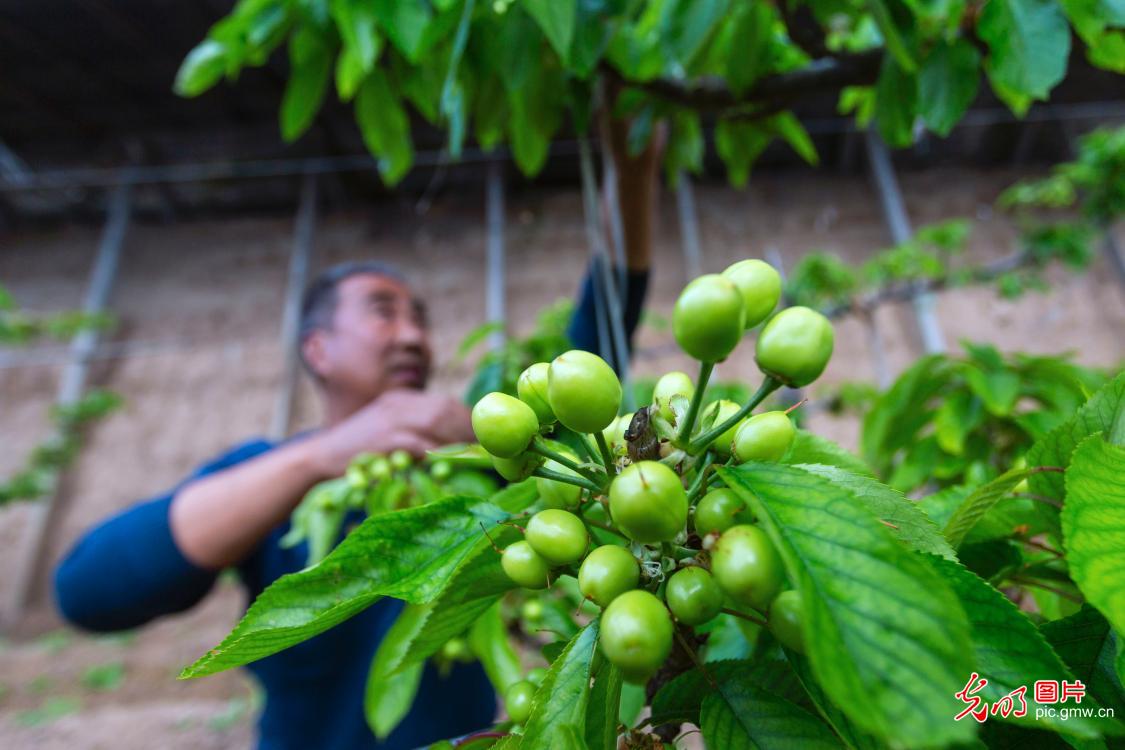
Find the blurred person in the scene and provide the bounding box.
[53,215,655,748]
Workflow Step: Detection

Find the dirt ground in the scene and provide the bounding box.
[1,166,1123,748]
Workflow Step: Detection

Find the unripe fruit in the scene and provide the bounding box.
[693,488,753,536]
[472,392,540,458]
[502,541,550,589]
[733,411,795,463]
[369,456,391,481]
[430,460,452,481]
[673,274,745,363]
[603,413,633,453]
[505,680,536,724]
[722,259,781,329]
[652,371,694,423]
[521,599,544,622]
[526,667,548,686]
[578,545,640,607]
[441,637,470,661]
[548,350,622,433]
[701,399,744,457]
[493,452,544,482]
[609,461,689,543]
[755,306,834,387]
[390,449,412,471]
[346,464,369,488]
[711,524,785,610]
[665,566,723,625]
[768,590,805,653]
[526,509,588,566]
[535,457,583,509]
[518,362,556,425]
[599,590,674,683]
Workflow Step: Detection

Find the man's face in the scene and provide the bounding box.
[305,273,432,402]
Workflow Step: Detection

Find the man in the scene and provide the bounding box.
[54,251,650,749]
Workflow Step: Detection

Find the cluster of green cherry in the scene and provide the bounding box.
[469,260,834,721]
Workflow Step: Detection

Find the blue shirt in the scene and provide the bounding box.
[54,264,648,749]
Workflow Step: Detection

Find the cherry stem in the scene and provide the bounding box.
[686,451,715,504]
[479,522,502,554]
[530,438,603,484]
[784,398,809,415]
[672,627,717,690]
[581,515,629,540]
[593,431,617,478]
[676,360,715,445]
[689,375,781,455]
[720,607,768,627]
[532,467,603,494]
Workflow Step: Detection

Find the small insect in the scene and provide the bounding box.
[625,407,661,462]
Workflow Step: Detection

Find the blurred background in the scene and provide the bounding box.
[1,0,1124,747]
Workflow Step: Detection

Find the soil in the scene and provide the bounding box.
[0,166,1122,748]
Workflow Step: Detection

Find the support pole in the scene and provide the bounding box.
[4,177,132,626]
[270,174,318,440]
[675,172,703,280]
[485,161,507,351]
[864,129,946,354]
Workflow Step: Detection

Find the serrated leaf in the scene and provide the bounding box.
[524,0,576,60]
[725,2,773,94]
[929,554,1117,738]
[1027,372,1125,503]
[783,431,874,478]
[372,0,432,63]
[180,484,535,678]
[468,600,522,694]
[716,119,771,187]
[942,467,1043,549]
[978,0,1070,100]
[862,354,958,475]
[1063,437,1125,642]
[585,658,623,750]
[700,671,841,750]
[1041,606,1125,717]
[918,39,981,137]
[650,659,809,727]
[965,367,1021,416]
[798,464,957,560]
[786,652,886,750]
[365,637,424,739]
[281,27,333,141]
[521,622,599,749]
[720,463,975,748]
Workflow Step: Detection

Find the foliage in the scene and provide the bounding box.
[859,340,1106,494]
[177,0,1124,185]
[1,281,122,505]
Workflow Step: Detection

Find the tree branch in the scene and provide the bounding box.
[602,49,883,113]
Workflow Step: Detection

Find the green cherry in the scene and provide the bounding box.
[665,566,723,626]
[693,488,754,536]
[732,410,795,463]
[700,399,744,457]
[673,274,745,363]
[501,540,550,589]
[518,362,556,426]
[722,259,781,329]
[711,524,785,610]
[608,461,689,543]
[525,509,589,566]
[599,589,674,683]
[755,306,835,387]
[493,452,544,482]
[472,392,540,458]
[547,350,623,433]
[535,457,583,509]
[578,544,640,607]
[505,680,536,724]
[768,589,805,653]
[652,371,694,423]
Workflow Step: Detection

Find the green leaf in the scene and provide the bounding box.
[180,485,535,678]
[372,0,432,63]
[663,109,704,184]
[174,40,227,97]
[965,367,1020,416]
[874,54,917,148]
[978,0,1070,100]
[782,431,874,477]
[1041,606,1125,718]
[719,463,975,748]
[941,467,1042,549]
[725,2,774,94]
[918,39,981,137]
[365,643,424,739]
[786,653,886,750]
[929,554,1116,738]
[797,464,957,560]
[356,68,414,185]
[468,600,522,694]
[772,112,820,166]
[521,622,599,749]
[524,0,576,60]
[862,354,957,475]
[700,670,841,750]
[585,658,623,750]
[650,659,809,727]
[716,119,771,188]
[332,0,381,100]
[867,0,917,72]
[281,27,333,141]
[1027,372,1125,503]
[1063,437,1125,641]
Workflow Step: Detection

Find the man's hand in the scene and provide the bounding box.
[311,389,474,477]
